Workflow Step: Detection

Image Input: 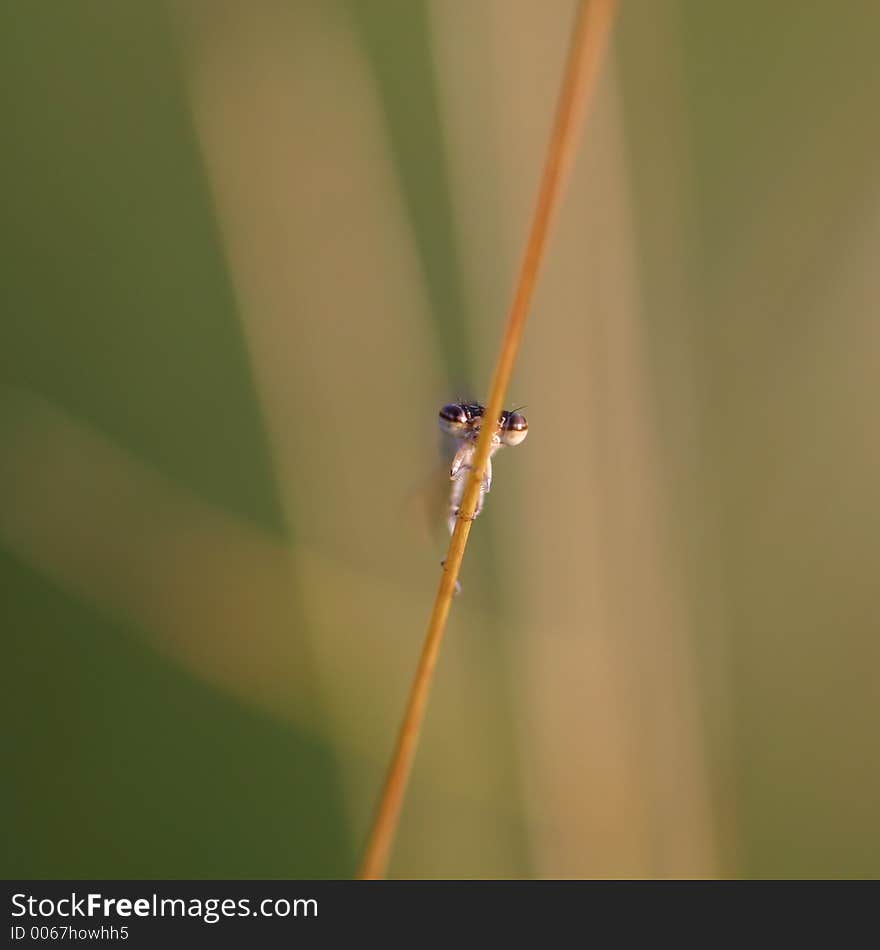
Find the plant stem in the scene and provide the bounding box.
[357,0,619,881]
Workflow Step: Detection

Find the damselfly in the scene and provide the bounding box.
[438,401,528,535]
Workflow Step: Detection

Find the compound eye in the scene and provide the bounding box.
[439,403,469,436]
[500,411,528,446]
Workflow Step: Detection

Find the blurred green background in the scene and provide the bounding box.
[2,0,878,879]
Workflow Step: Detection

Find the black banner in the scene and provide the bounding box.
[3,880,875,947]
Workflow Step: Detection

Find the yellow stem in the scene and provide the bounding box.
[357,0,619,881]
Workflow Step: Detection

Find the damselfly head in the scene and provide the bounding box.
[438,401,528,447]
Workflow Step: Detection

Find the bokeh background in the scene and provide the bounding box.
[3,0,878,879]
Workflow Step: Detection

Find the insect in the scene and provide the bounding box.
[438,401,528,535]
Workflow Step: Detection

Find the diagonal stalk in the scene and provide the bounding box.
[357,0,619,881]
